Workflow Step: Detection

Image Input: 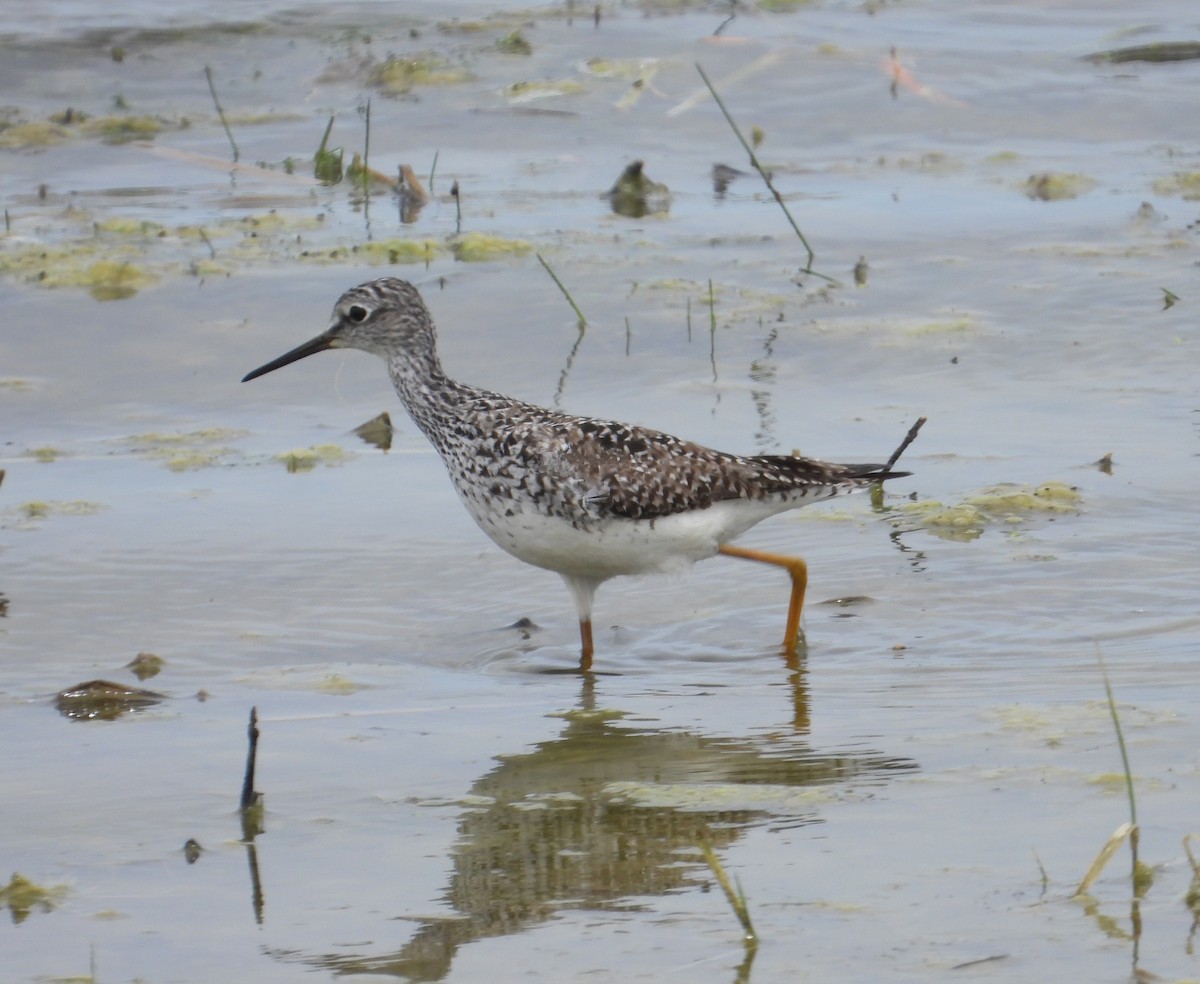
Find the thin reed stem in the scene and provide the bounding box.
[361,98,372,198]
[696,62,834,283]
[536,252,588,328]
[1097,646,1137,828]
[204,65,239,162]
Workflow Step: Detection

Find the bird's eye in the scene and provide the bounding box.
[347,305,369,323]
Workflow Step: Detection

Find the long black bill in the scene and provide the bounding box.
[242,329,339,382]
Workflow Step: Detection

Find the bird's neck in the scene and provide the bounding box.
[386,348,474,445]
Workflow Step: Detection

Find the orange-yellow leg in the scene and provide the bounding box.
[718,544,809,652]
[579,618,595,674]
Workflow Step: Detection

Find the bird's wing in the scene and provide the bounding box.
[461,395,890,523]
[537,416,859,521]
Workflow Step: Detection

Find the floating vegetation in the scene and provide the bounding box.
[546,706,627,723]
[1084,41,1200,64]
[313,673,368,695]
[26,446,64,462]
[397,163,431,223]
[450,231,532,261]
[606,159,670,218]
[896,481,1082,541]
[3,500,105,529]
[48,107,89,125]
[496,30,532,55]
[433,19,494,34]
[875,150,962,173]
[300,237,441,265]
[504,78,585,102]
[127,651,166,680]
[225,110,307,126]
[1151,171,1200,200]
[368,54,473,95]
[0,234,158,296]
[0,873,68,924]
[0,192,451,289]
[84,259,157,300]
[583,56,657,79]
[0,108,175,149]
[94,217,167,237]
[985,701,1169,744]
[313,115,343,183]
[1024,172,1096,201]
[0,120,73,148]
[353,412,393,451]
[55,679,165,721]
[904,315,977,335]
[122,428,247,470]
[0,200,323,288]
[81,114,165,144]
[758,0,819,10]
[123,427,247,446]
[276,443,350,472]
[853,256,869,287]
[347,152,398,192]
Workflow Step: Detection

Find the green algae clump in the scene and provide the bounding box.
[0,120,73,148]
[368,55,472,95]
[85,260,157,300]
[1152,171,1200,201]
[81,114,165,143]
[0,873,69,924]
[355,238,441,264]
[450,232,532,262]
[899,481,1081,541]
[277,444,350,472]
[1024,172,1096,201]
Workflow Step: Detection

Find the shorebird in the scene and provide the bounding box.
[243,277,919,671]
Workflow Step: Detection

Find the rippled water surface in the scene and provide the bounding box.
[2,1,1199,981]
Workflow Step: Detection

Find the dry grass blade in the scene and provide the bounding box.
[143,145,318,185]
[1075,821,1136,897]
[1185,833,1200,877]
[1073,648,1147,898]
[666,51,785,117]
[701,842,757,943]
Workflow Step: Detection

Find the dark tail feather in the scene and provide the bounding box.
[841,463,910,482]
[751,417,925,486]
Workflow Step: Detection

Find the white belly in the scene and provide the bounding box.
[467,496,809,580]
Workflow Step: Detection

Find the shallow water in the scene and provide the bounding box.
[3,1,1200,981]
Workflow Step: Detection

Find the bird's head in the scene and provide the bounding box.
[242,278,433,382]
